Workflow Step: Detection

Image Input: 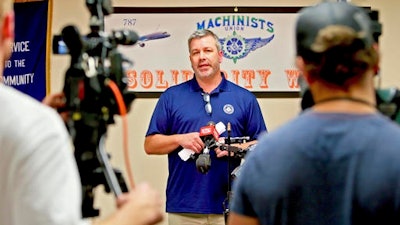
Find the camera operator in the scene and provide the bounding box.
[0,1,163,225]
[229,2,400,225]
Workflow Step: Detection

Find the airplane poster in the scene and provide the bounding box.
[105,7,301,93]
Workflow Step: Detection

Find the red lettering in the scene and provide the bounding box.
[258,70,271,89]
[140,70,153,89]
[170,70,179,85]
[285,69,301,89]
[126,69,137,89]
[125,68,281,91]
[242,70,255,89]
[155,70,169,88]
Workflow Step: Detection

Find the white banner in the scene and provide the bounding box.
[105,7,301,93]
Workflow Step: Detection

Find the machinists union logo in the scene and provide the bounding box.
[223,104,234,114]
[219,31,274,64]
[196,15,276,64]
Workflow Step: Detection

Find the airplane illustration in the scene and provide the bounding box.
[138,31,171,47]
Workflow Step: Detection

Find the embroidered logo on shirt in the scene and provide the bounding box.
[223,104,234,114]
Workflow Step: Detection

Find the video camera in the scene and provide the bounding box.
[53,0,138,218]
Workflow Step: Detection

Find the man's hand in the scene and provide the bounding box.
[110,182,164,225]
[215,140,258,158]
[42,92,66,109]
[215,144,242,158]
[178,132,205,154]
[42,92,69,122]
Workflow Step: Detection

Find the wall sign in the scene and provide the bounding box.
[105,7,302,94]
[4,0,51,101]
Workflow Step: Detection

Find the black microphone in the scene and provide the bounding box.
[196,153,211,174]
[193,121,226,173]
[112,30,139,46]
[199,121,219,150]
[61,25,85,58]
[196,121,220,174]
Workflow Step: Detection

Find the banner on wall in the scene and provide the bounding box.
[105,7,302,93]
[3,0,50,101]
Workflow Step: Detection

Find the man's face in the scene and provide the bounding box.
[189,35,223,79]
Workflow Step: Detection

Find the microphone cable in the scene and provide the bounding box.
[105,79,135,189]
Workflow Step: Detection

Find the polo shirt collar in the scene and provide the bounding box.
[189,72,230,94]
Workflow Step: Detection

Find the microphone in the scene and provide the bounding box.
[112,30,139,45]
[196,153,211,174]
[226,122,231,145]
[60,25,139,58]
[84,30,139,56]
[199,121,220,151]
[196,121,226,174]
[196,122,218,174]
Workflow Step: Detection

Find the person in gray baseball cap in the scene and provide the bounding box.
[227,1,400,225]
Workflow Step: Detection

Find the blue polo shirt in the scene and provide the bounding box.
[146,74,267,214]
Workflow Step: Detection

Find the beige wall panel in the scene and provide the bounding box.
[50,1,400,224]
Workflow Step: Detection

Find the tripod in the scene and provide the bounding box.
[221,132,253,224]
[71,111,129,218]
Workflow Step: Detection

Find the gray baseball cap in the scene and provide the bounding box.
[296,1,374,56]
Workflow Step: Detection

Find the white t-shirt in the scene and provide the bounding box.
[0,84,89,225]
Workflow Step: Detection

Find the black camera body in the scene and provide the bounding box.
[53,0,138,218]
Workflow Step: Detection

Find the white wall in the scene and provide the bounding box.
[50,1,400,224]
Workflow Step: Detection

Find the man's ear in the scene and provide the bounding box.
[296,56,316,85]
[296,56,308,81]
[2,11,14,40]
[2,11,15,60]
[218,50,223,63]
[372,43,380,76]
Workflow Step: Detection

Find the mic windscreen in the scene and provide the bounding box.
[199,123,220,150]
[113,30,139,45]
[199,124,219,140]
[215,122,226,135]
[196,154,211,174]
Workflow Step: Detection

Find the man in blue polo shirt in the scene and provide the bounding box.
[144,29,267,225]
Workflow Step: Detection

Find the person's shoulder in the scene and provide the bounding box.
[0,85,65,132]
[374,114,400,139]
[0,84,49,113]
